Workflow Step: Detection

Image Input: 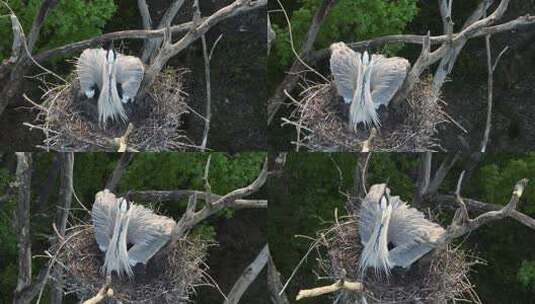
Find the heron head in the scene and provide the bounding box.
[362,51,370,65]
[118,198,130,214]
[103,41,117,65]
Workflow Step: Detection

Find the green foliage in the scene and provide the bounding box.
[518,260,535,290]
[272,0,418,67]
[475,153,535,214]
[0,0,116,61]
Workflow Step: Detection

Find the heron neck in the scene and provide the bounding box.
[104,210,133,279]
[360,208,393,276]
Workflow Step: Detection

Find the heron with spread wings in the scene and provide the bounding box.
[358,184,445,278]
[329,42,410,130]
[91,189,175,279]
[76,42,145,126]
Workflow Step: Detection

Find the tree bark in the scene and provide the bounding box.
[13,153,33,304]
[49,152,74,304]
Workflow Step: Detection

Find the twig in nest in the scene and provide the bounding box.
[82,276,113,304]
[114,123,135,152]
[296,279,363,301]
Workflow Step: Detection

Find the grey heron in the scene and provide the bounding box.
[91,189,176,279]
[76,42,145,126]
[358,184,445,278]
[329,42,410,130]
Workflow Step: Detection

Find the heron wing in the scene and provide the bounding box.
[388,241,435,269]
[116,54,144,101]
[329,42,362,104]
[126,203,175,265]
[369,54,410,107]
[386,196,445,267]
[91,190,119,252]
[76,48,106,93]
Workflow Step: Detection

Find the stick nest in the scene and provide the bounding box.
[312,212,479,303]
[50,225,212,303]
[286,77,448,152]
[28,68,191,151]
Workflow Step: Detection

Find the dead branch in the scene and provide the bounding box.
[50,152,74,304]
[125,190,267,208]
[13,153,33,304]
[27,0,59,52]
[267,0,338,124]
[33,21,196,63]
[81,276,113,304]
[224,244,269,304]
[137,0,152,30]
[105,153,134,192]
[139,0,266,98]
[295,279,363,301]
[141,0,186,62]
[439,176,530,243]
[267,251,290,304]
[171,158,268,239]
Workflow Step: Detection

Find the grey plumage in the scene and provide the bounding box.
[329,42,410,130]
[92,189,175,279]
[358,184,445,277]
[76,48,144,126]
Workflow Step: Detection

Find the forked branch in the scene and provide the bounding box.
[170,158,268,241]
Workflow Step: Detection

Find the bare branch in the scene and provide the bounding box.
[105,153,134,192]
[7,14,23,63]
[33,21,196,63]
[139,0,266,98]
[415,152,432,205]
[224,244,269,304]
[125,190,267,208]
[137,0,152,30]
[439,177,531,243]
[82,276,113,304]
[26,0,59,53]
[296,279,363,301]
[426,152,460,195]
[308,14,535,62]
[159,0,186,28]
[267,251,290,304]
[13,152,33,303]
[50,152,74,304]
[170,158,268,239]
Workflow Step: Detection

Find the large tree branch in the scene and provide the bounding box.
[137,0,152,30]
[26,0,59,53]
[124,190,267,208]
[13,153,33,304]
[437,176,531,243]
[49,152,74,304]
[224,244,269,304]
[105,153,134,193]
[431,193,535,230]
[33,21,196,63]
[267,250,290,304]
[170,158,268,241]
[308,15,535,62]
[140,0,265,96]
